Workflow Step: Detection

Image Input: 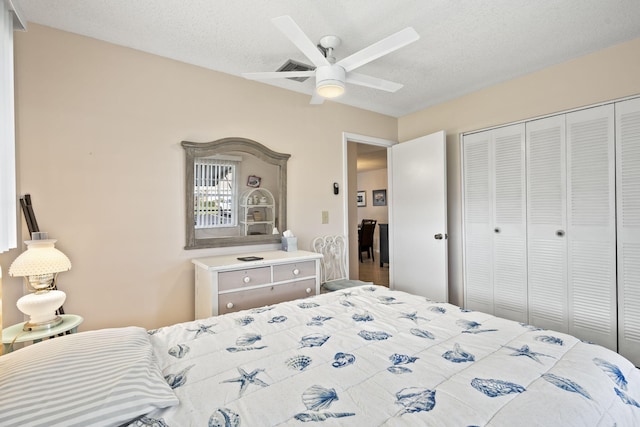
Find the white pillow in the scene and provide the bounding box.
[0,326,178,427]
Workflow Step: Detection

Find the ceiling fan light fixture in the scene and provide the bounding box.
[317,80,345,98]
[316,65,346,98]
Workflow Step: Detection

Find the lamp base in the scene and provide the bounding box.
[23,315,63,332]
[16,289,66,330]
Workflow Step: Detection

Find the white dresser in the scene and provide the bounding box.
[192,250,323,318]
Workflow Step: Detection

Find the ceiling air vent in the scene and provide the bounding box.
[276,59,314,82]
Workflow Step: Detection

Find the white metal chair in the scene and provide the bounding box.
[312,235,372,292]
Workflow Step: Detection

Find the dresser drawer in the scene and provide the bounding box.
[218,279,315,314]
[218,266,271,291]
[273,261,316,282]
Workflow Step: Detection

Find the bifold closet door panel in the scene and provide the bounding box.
[492,124,527,323]
[566,105,616,351]
[617,97,640,366]
[526,115,568,333]
[462,131,493,314]
[462,124,526,321]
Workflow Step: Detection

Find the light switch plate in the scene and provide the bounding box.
[322,211,329,224]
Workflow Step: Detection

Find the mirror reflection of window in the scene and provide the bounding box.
[194,155,240,229]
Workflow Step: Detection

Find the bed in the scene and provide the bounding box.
[2,285,639,426]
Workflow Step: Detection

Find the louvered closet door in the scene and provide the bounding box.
[617,97,640,366]
[492,124,527,322]
[463,131,493,313]
[526,115,568,332]
[566,105,616,350]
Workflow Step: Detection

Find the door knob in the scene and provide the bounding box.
[556,230,565,237]
[494,227,501,233]
[226,302,234,309]
[434,233,443,240]
[243,276,251,283]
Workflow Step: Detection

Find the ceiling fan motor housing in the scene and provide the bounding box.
[316,65,346,98]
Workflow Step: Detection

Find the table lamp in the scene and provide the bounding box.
[8,233,71,331]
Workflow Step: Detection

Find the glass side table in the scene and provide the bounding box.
[2,314,84,353]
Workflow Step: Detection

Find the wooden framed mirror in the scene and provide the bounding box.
[182,137,290,249]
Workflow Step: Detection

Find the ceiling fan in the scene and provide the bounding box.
[242,16,420,104]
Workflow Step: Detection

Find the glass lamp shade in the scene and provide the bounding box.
[9,239,71,330]
[9,239,71,291]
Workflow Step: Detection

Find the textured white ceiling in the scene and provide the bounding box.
[15,0,640,117]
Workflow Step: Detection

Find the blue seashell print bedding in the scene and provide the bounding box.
[135,285,640,426]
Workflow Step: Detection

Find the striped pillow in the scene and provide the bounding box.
[0,326,178,427]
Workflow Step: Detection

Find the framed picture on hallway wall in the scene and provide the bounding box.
[373,189,387,206]
[357,191,366,207]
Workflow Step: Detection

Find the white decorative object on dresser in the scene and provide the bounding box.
[192,250,322,318]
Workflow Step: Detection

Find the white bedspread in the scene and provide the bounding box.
[137,285,640,426]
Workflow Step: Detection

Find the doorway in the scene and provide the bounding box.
[354,143,390,286]
[342,133,394,286]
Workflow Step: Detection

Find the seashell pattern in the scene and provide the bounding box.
[165,365,194,389]
[286,355,313,371]
[300,333,330,348]
[615,387,640,408]
[471,378,526,397]
[442,343,475,363]
[427,306,446,314]
[503,345,553,363]
[235,316,254,326]
[395,387,436,414]
[293,412,355,421]
[298,302,319,309]
[129,416,169,427]
[352,312,374,322]
[250,306,274,313]
[268,315,287,323]
[168,344,190,359]
[535,335,564,346]
[593,358,627,390]
[410,328,435,340]
[541,373,591,400]
[208,408,240,427]
[307,316,333,326]
[387,366,413,374]
[147,329,160,336]
[519,323,544,331]
[236,333,262,346]
[390,353,419,365]
[302,385,338,411]
[221,367,268,397]
[332,352,356,368]
[377,296,400,304]
[358,330,392,341]
[226,346,267,352]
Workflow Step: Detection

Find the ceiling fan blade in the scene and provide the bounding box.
[337,27,419,72]
[272,15,330,68]
[310,92,325,105]
[242,70,315,80]
[346,72,403,92]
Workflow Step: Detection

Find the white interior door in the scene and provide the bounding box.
[389,130,447,301]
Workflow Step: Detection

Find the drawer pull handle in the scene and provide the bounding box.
[226,302,234,309]
[293,268,300,276]
[243,276,251,284]
[306,288,312,294]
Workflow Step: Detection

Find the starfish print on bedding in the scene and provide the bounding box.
[398,312,428,324]
[186,323,216,338]
[503,344,554,363]
[222,367,269,396]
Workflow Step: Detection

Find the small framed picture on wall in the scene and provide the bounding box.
[357,191,366,207]
[247,175,261,188]
[372,189,387,206]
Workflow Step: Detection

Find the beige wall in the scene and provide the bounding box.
[398,37,640,306]
[0,24,397,331]
[3,24,638,331]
